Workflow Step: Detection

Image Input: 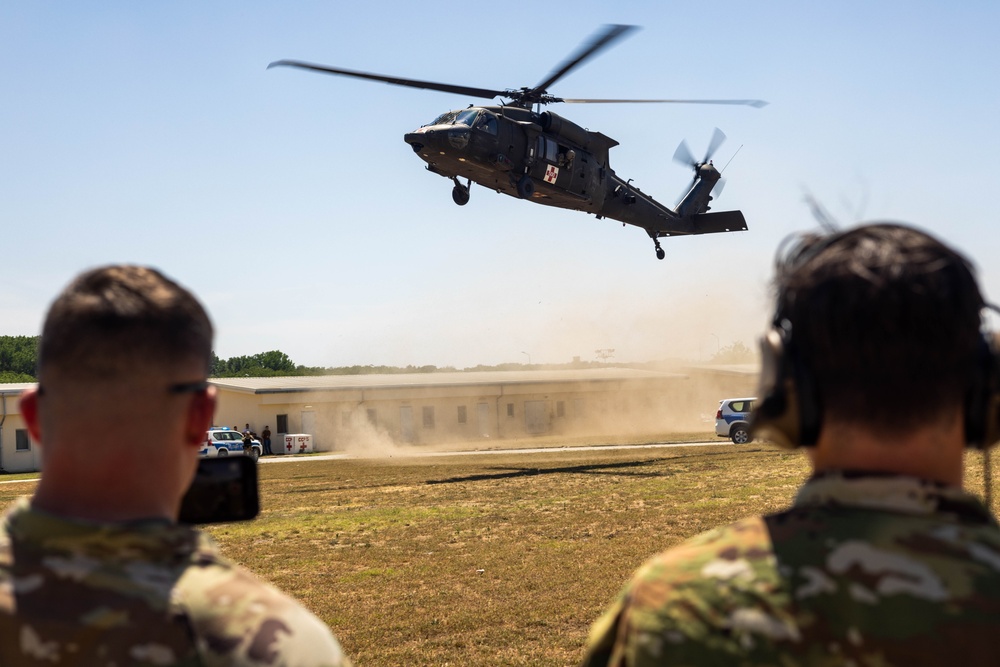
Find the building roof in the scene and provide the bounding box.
[209,367,688,395]
[0,383,34,396]
[683,363,760,376]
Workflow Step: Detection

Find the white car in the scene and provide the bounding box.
[200,428,262,461]
[714,397,756,444]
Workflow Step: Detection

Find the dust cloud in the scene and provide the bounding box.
[303,264,771,456]
[309,366,759,458]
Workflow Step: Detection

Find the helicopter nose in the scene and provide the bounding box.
[404,133,424,153]
[404,126,469,154]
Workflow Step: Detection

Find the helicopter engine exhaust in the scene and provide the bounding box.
[539,112,590,148]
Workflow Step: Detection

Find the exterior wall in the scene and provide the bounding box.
[0,389,42,474]
[212,390,267,435]
[0,368,760,471]
[210,368,760,453]
[1,413,41,474]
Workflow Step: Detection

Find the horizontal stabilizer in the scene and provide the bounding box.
[690,210,748,235]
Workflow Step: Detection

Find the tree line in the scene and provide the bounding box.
[1,335,755,382]
[0,336,37,383]
[0,337,461,381]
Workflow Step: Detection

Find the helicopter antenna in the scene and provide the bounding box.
[720,144,743,173]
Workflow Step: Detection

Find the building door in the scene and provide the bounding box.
[477,402,490,437]
[301,411,316,435]
[524,400,549,435]
[400,406,414,442]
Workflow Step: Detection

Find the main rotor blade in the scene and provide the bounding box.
[704,127,726,162]
[268,60,505,100]
[561,98,768,108]
[531,24,639,97]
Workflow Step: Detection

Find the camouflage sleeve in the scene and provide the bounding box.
[579,593,630,667]
[178,562,353,667]
[580,517,792,667]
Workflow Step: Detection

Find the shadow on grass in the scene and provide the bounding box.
[267,447,776,494]
[425,447,778,484]
[428,459,665,484]
[425,449,781,484]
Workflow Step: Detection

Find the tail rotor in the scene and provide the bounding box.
[673,127,726,174]
[673,128,727,194]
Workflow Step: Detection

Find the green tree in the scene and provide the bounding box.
[211,350,300,377]
[0,370,35,383]
[0,336,39,379]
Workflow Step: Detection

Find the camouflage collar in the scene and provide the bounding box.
[795,472,996,524]
[2,498,218,562]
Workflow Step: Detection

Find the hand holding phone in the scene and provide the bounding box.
[179,456,260,524]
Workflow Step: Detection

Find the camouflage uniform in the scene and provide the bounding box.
[581,473,1000,666]
[0,498,352,666]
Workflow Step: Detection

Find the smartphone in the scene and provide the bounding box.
[179,456,260,524]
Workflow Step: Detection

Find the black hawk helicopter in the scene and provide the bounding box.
[269,25,766,260]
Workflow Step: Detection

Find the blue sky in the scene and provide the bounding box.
[3,2,999,368]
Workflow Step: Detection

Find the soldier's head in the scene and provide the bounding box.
[37,265,214,388]
[30,264,216,443]
[23,266,218,520]
[769,223,984,438]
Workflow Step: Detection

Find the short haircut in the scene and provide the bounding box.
[772,223,983,430]
[38,266,214,381]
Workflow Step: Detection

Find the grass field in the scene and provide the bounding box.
[2,440,997,665]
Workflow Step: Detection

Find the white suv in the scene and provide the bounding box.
[715,397,756,444]
[200,428,262,461]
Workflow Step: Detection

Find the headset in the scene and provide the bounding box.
[752,312,1000,450]
[750,227,1000,451]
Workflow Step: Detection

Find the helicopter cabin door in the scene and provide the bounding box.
[533,136,594,201]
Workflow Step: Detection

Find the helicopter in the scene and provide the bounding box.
[269,25,766,260]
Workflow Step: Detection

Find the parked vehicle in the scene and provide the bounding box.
[200,427,262,461]
[714,397,756,444]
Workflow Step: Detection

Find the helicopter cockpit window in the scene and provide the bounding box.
[431,111,459,126]
[476,113,498,136]
[428,109,481,127]
[455,109,479,127]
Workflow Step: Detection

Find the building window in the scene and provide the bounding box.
[556,401,565,418]
[367,408,377,425]
[15,429,30,451]
[422,406,435,428]
[457,406,467,424]
[276,414,288,433]
[507,403,514,417]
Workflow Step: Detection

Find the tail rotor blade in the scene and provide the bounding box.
[673,140,696,167]
[704,127,726,163]
[713,178,726,199]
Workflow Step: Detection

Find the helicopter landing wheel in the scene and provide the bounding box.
[451,177,470,206]
[452,185,470,206]
[516,174,534,199]
[654,240,665,260]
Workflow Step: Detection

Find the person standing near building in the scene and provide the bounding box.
[262,424,273,455]
[580,223,1000,666]
[2,265,352,666]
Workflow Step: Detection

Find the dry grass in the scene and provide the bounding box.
[2,444,997,666]
[214,444,808,666]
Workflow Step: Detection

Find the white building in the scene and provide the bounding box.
[0,366,757,472]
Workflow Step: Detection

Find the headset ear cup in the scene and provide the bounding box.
[752,328,801,449]
[967,332,1000,449]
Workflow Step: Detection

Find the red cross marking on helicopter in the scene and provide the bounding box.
[544,165,559,184]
